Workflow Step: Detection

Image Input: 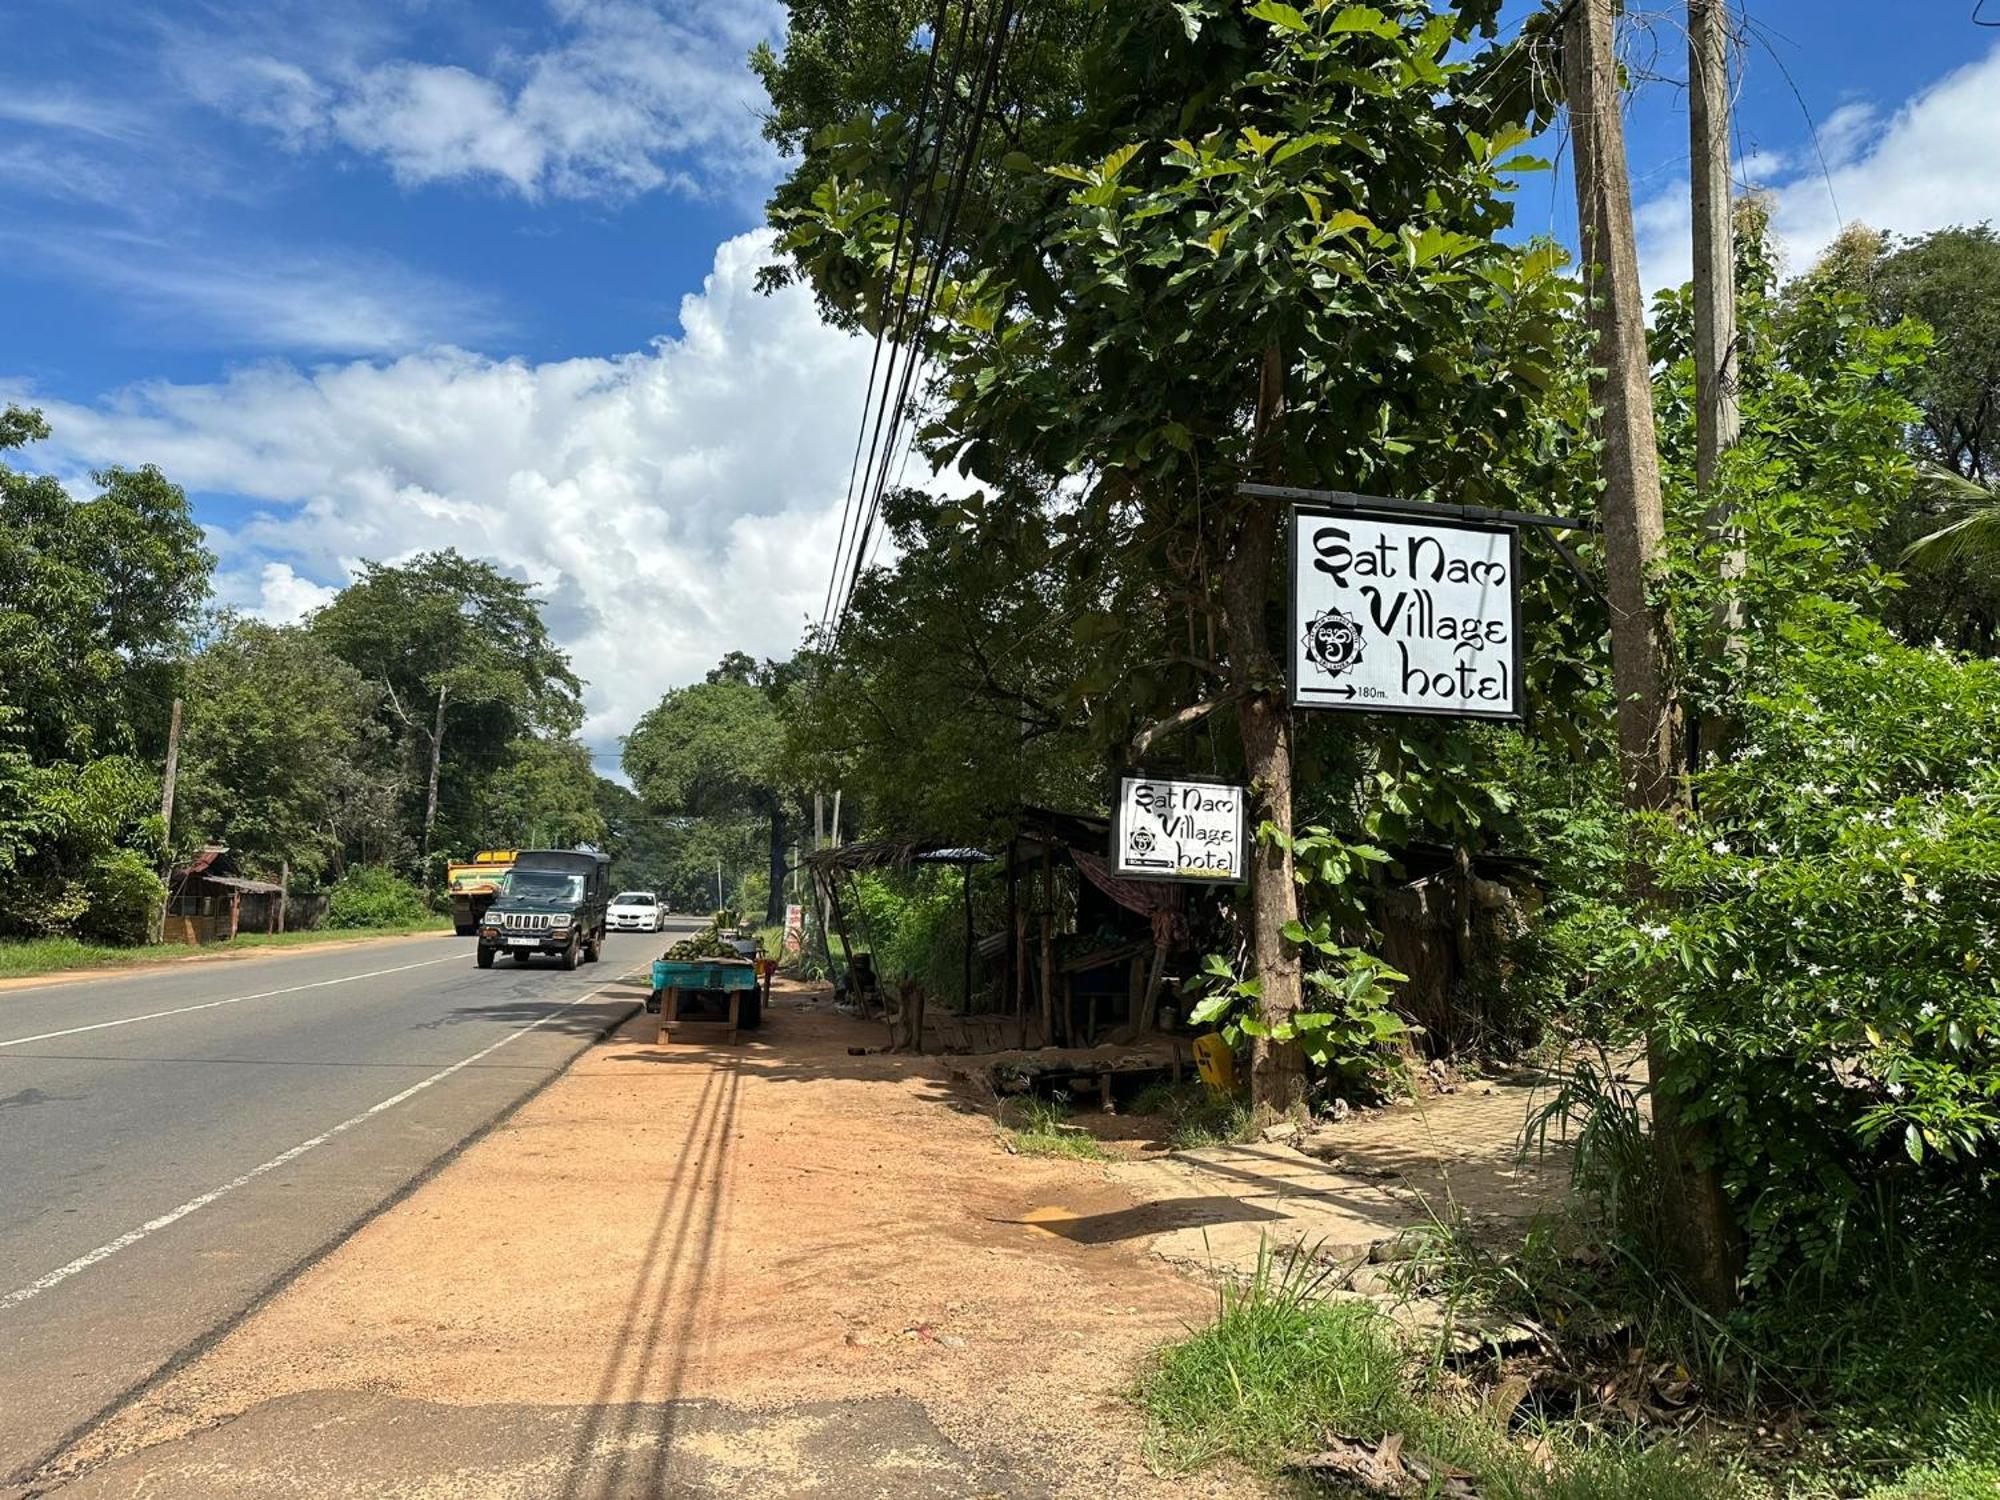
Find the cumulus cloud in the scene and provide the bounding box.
[12,232,875,749]
[1637,41,2000,293]
[240,562,340,623]
[182,0,784,202]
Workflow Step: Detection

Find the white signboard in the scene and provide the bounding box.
[1289,507,1522,720]
[1112,775,1246,885]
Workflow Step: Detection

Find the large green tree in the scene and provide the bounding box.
[176,618,394,884]
[764,0,1590,1107]
[477,738,606,850]
[624,662,797,923]
[0,406,212,764]
[312,551,582,872]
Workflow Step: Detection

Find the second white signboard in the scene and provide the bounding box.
[1288,507,1522,720]
[1112,775,1246,885]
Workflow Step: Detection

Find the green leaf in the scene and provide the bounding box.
[1246,0,1309,32]
[1325,5,1400,38]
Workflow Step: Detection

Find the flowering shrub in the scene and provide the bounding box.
[1622,608,2000,1278]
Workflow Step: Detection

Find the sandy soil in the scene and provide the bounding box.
[49,981,1266,1498]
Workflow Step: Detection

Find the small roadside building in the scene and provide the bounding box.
[165,846,285,945]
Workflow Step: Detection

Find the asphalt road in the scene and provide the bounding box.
[0,922,696,1484]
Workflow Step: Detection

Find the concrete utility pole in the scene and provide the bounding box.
[1564,0,1738,1309]
[1690,0,1745,660]
[153,696,183,945]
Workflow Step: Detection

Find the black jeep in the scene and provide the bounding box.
[475,849,611,970]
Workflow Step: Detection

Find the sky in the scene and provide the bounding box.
[3,1,1998,767]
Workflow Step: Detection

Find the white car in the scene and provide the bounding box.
[607,890,666,932]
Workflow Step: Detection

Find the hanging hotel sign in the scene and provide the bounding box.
[1288,505,1522,721]
[1111,775,1247,885]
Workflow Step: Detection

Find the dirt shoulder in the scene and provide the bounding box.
[34,982,1261,1499]
[0,927,454,994]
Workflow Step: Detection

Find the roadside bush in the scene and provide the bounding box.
[325,865,428,929]
[1618,608,2000,1281]
[77,848,164,946]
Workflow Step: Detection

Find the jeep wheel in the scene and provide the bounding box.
[559,936,580,971]
[475,945,494,970]
[584,933,601,964]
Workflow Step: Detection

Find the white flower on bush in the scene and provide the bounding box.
[1919,1001,1938,1018]
[1806,963,1824,976]
[1886,1081,1906,1098]
[1711,838,1731,855]
[1639,922,1670,942]
[1926,889,1944,905]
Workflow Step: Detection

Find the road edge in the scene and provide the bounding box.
[0,930,458,996]
[6,972,649,1497]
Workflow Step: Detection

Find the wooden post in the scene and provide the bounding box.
[1005,837,1021,1024]
[420,682,449,871]
[1566,0,1739,1310]
[961,863,975,1013]
[278,860,290,934]
[153,696,182,946]
[1039,853,1055,1048]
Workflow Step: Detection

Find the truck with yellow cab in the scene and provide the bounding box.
[447,850,516,936]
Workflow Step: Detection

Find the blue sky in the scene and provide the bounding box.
[4,1,1999,750]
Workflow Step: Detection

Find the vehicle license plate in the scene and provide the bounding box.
[508,936,539,947]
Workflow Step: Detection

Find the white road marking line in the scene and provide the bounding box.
[0,954,465,1050]
[0,966,646,1314]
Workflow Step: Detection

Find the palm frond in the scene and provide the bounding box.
[1901,465,2000,569]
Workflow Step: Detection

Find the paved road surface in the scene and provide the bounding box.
[0,923,694,1483]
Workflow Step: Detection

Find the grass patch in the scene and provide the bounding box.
[1141,1243,1745,1498]
[1130,1080,1255,1150]
[0,920,451,981]
[1001,1095,1112,1161]
[1142,1247,1405,1471]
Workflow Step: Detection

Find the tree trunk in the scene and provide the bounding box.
[153,696,183,946]
[1690,0,1745,723]
[420,682,449,870]
[1566,0,1740,1310]
[765,801,788,925]
[1226,344,1306,1118]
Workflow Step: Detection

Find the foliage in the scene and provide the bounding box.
[81,848,165,947]
[476,737,606,850]
[764,0,1603,1092]
[999,1094,1111,1161]
[312,549,582,867]
[325,865,430,929]
[1870,224,2000,485]
[1615,610,2000,1280]
[625,657,798,922]
[177,618,391,885]
[0,754,162,940]
[0,406,213,764]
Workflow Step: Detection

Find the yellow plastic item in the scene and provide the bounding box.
[1192,1033,1236,1095]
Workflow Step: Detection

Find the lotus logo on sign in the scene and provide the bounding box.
[1289,507,1522,720]
[1113,775,1246,885]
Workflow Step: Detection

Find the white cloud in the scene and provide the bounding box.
[10,232,878,749]
[239,562,340,623]
[1636,41,2000,293]
[183,0,784,203]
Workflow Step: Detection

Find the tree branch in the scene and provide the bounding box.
[1131,691,1244,759]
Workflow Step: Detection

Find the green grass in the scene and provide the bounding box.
[1001,1095,1112,1161]
[1140,1243,1747,1499]
[1131,1080,1256,1150]
[1863,1461,2000,1500]
[0,920,452,981]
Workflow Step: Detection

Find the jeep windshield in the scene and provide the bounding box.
[505,871,585,903]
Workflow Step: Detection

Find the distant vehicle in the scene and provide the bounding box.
[476,849,611,970]
[446,849,516,936]
[608,890,666,933]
